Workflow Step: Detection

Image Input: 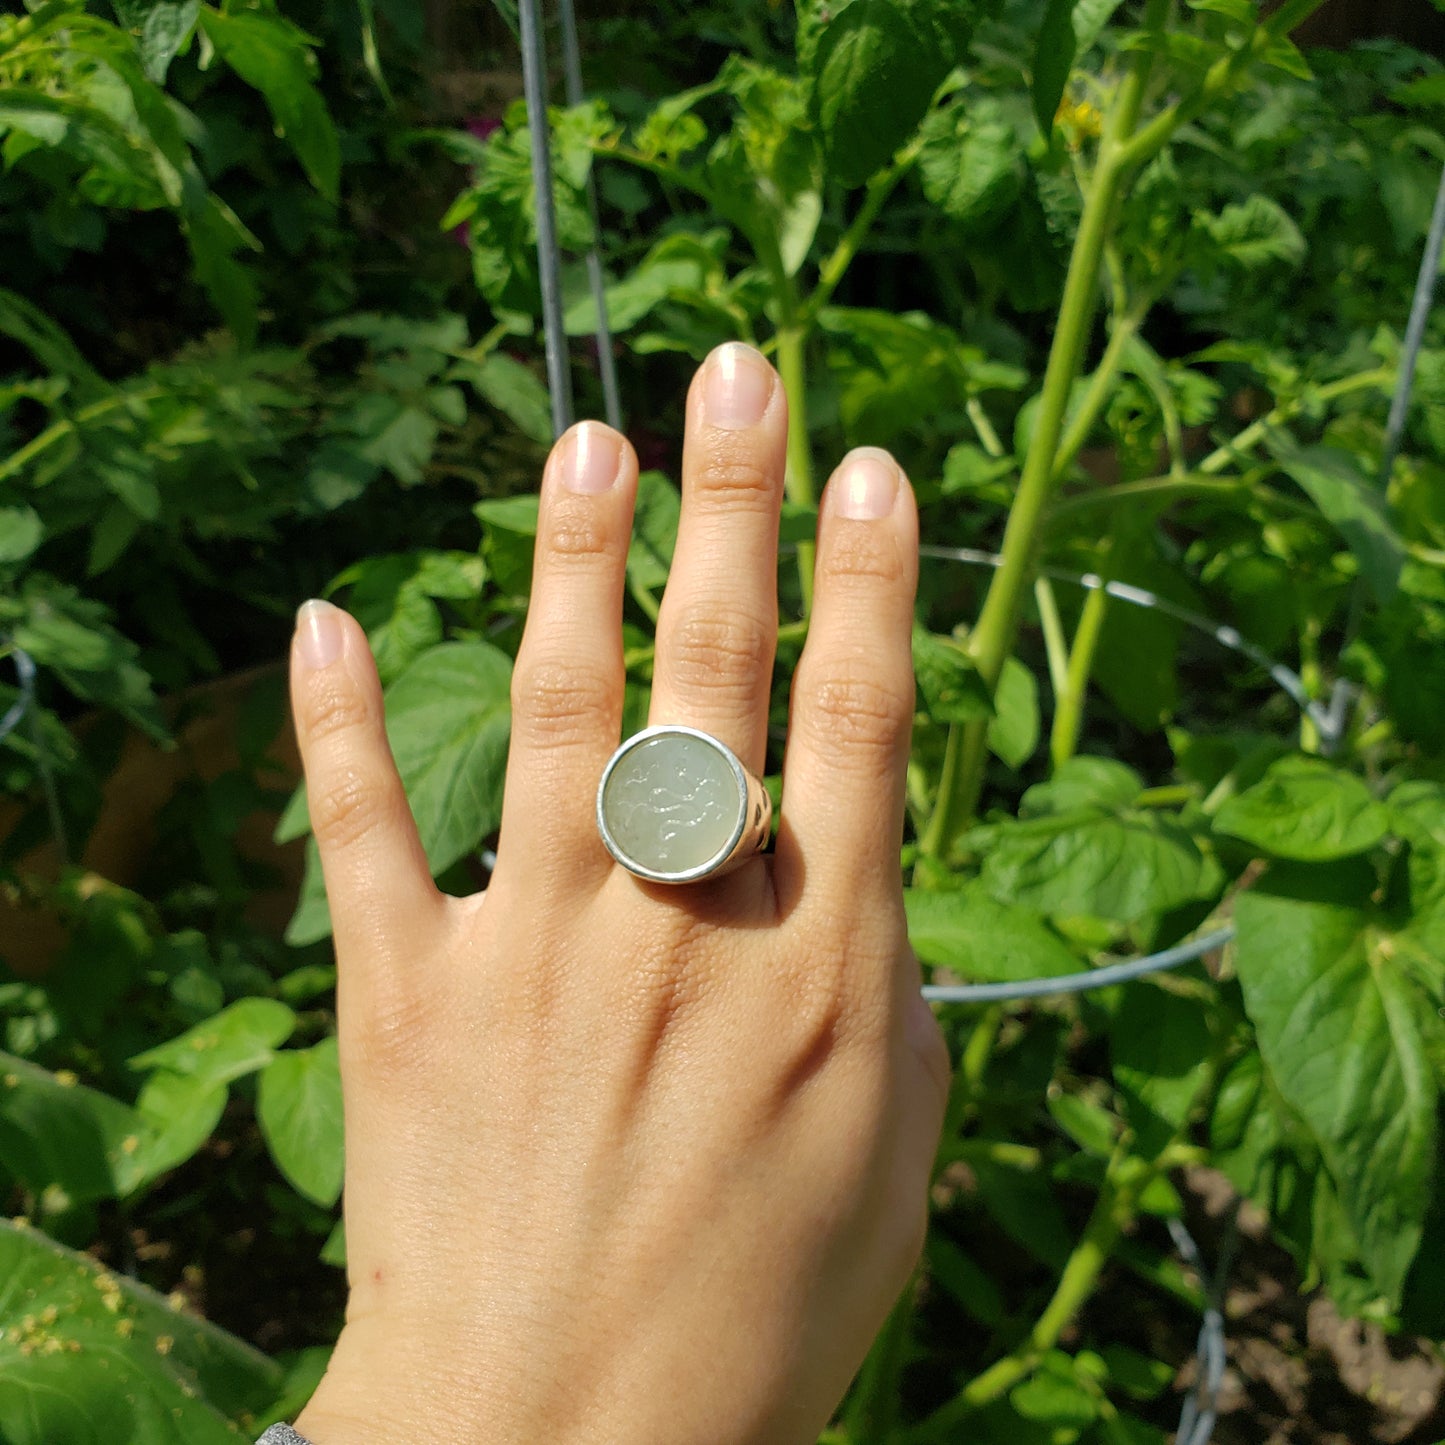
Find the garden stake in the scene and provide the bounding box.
[557,0,622,432]
[517,0,574,437]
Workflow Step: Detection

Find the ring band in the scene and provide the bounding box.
[597,725,772,884]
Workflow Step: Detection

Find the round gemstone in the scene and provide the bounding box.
[601,731,744,875]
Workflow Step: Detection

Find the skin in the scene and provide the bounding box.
[286,343,950,1445]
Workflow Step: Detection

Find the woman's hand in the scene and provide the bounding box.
[286,342,949,1445]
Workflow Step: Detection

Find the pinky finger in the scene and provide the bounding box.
[290,600,443,963]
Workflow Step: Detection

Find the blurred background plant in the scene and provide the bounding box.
[2,1,1445,1442]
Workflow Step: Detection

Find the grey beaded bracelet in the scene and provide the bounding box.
[257,1427,313,1445]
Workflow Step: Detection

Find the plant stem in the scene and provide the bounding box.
[627,577,661,625]
[966,397,1006,459]
[1196,368,1393,476]
[1116,0,1331,175]
[775,322,817,616]
[1046,472,1247,520]
[944,1139,1043,1171]
[804,140,922,324]
[1298,617,1322,753]
[1051,306,1142,481]
[1050,577,1110,768]
[919,0,1167,858]
[0,388,166,484]
[1135,783,1196,808]
[905,1145,1178,1441]
[1034,576,1070,703]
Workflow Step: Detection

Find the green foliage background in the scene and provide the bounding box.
[2,0,1445,1441]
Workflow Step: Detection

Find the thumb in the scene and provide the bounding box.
[290,599,442,960]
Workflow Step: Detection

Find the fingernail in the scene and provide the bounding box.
[703,342,774,430]
[563,421,623,493]
[835,448,900,520]
[296,599,344,669]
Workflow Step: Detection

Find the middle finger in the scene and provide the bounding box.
[648,343,787,776]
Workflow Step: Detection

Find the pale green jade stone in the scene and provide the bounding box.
[602,732,744,874]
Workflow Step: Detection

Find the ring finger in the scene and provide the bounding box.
[647,342,787,776]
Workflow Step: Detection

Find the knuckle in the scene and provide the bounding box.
[768,951,858,1082]
[304,676,376,745]
[799,665,912,758]
[511,654,616,744]
[310,763,389,852]
[543,501,611,561]
[664,606,774,699]
[353,975,443,1083]
[823,523,907,584]
[693,445,779,511]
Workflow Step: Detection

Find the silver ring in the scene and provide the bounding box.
[596,725,772,884]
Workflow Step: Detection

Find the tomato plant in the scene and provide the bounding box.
[3,1,1444,1441]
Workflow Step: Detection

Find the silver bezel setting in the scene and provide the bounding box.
[596,724,753,884]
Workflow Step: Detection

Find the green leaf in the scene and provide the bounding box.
[355,398,439,485]
[0,506,42,563]
[1033,0,1081,138]
[0,1218,282,1445]
[971,1158,1074,1268]
[2,575,164,737]
[111,0,200,83]
[1110,984,1210,1157]
[564,235,717,339]
[926,1237,1004,1325]
[1269,441,1405,605]
[1214,756,1389,862]
[988,655,1039,770]
[116,1070,227,1195]
[1019,756,1142,814]
[450,353,552,443]
[913,628,993,725]
[1197,195,1307,271]
[980,806,1222,923]
[1011,1351,1098,1427]
[1047,1091,1118,1156]
[918,95,1023,231]
[1235,863,1439,1307]
[1070,0,1128,51]
[801,0,967,188]
[257,1037,343,1208]
[331,550,485,688]
[287,641,513,945]
[627,471,681,595]
[198,8,340,201]
[0,1053,137,1203]
[1100,1345,1175,1401]
[1187,0,1254,20]
[905,884,1081,981]
[128,998,297,1088]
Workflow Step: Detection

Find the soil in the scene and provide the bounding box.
[1166,1169,1445,1445]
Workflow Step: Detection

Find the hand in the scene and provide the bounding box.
[286,342,949,1445]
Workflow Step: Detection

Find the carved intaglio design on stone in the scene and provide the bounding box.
[602,732,745,874]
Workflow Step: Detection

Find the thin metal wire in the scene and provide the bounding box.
[911,542,1323,1008]
[517,0,575,438]
[0,640,34,745]
[1380,155,1445,487]
[0,639,69,863]
[557,0,622,433]
[918,544,1348,750]
[1169,1210,1238,1445]
[920,926,1234,1003]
